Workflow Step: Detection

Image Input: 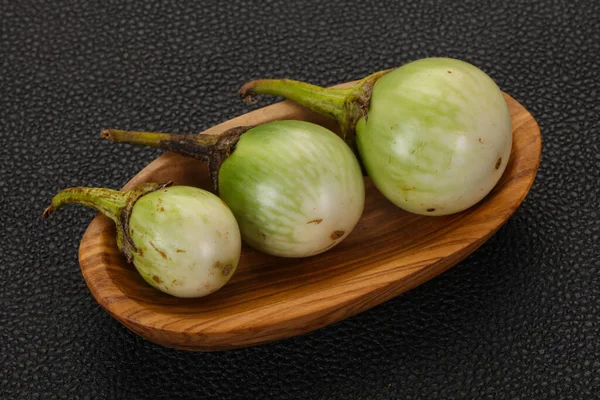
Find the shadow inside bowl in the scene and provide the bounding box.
[104,172,469,313]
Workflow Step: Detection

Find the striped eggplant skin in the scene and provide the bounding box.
[356,58,512,216]
[129,186,242,298]
[218,120,365,258]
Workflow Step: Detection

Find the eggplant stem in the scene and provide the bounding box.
[101,130,220,155]
[238,69,392,152]
[43,187,127,223]
[239,79,351,124]
[101,127,252,192]
[43,182,172,262]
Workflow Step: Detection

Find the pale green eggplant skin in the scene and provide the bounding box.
[128,186,241,298]
[356,58,512,215]
[218,120,365,258]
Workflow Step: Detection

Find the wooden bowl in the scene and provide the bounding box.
[78,89,541,351]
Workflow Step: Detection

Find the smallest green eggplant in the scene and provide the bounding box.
[43,183,242,298]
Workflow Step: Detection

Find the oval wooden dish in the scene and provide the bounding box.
[79,86,541,351]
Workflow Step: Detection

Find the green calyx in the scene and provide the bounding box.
[101,126,253,192]
[238,69,391,152]
[43,182,172,262]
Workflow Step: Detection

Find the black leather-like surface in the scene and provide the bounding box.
[2,0,600,398]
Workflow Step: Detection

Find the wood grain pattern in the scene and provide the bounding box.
[78,87,541,351]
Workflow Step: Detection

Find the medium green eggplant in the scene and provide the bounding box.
[102,120,365,258]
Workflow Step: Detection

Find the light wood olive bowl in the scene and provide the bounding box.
[78,86,541,351]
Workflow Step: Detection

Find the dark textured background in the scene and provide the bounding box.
[2,0,599,398]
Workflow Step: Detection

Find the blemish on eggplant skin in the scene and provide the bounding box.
[152,275,162,284]
[495,157,502,169]
[149,240,167,260]
[331,230,345,240]
[221,264,233,276]
[213,261,233,276]
[307,219,323,224]
[427,208,436,212]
